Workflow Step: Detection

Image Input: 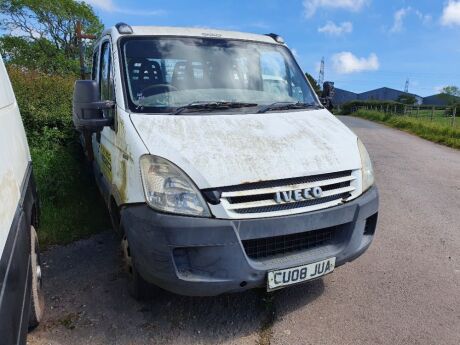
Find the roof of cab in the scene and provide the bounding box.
[102,25,282,45]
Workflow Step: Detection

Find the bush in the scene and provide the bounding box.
[341,100,405,115]
[8,67,110,246]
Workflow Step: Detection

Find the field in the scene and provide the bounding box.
[349,108,460,149]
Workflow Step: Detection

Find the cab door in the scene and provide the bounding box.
[92,38,127,207]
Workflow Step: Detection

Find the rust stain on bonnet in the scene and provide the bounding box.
[131,110,360,188]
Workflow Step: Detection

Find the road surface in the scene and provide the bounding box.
[29,116,460,345]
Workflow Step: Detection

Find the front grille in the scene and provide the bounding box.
[204,170,357,218]
[233,194,350,214]
[242,226,337,260]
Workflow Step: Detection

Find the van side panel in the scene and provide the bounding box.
[0,57,30,256]
[0,57,36,344]
[0,209,31,345]
[0,166,37,345]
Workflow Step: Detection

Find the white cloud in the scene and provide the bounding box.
[84,0,115,11]
[318,21,353,35]
[83,0,165,16]
[390,7,432,33]
[390,7,410,32]
[332,52,379,74]
[441,1,460,26]
[303,0,368,18]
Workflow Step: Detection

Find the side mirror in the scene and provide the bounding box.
[320,81,335,111]
[73,80,115,133]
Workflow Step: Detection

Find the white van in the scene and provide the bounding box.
[73,24,379,298]
[0,56,44,343]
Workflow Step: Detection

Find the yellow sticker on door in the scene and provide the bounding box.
[100,145,112,182]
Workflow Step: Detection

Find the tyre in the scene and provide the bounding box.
[28,226,44,329]
[121,235,151,300]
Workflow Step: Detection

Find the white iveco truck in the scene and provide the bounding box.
[73,23,379,299]
[0,55,44,344]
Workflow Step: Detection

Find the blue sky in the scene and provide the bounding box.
[85,0,460,96]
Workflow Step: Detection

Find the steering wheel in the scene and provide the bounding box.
[138,84,178,97]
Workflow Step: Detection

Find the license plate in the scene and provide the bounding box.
[267,257,336,291]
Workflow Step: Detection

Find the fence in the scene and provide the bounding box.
[350,104,458,128]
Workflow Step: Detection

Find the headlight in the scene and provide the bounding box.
[140,155,211,217]
[357,138,375,192]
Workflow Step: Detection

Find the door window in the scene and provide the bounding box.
[99,41,115,119]
[99,41,115,102]
[91,48,99,81]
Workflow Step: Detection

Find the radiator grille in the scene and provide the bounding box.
[204,170,356,218]
[242,226,337,260]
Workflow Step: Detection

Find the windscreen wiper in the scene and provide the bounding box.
[257,102,322,114]
[172,101,258,115]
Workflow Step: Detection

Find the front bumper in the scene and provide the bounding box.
[121,186,379,296]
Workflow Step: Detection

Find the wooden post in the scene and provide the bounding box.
[417,106,420,118]
[394,105,396,115]
[76,20,97,80]
[431,106,434,121]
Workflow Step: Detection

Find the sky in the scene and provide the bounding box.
[83,0,460,97]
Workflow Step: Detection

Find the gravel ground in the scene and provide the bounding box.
[28,116,460,345]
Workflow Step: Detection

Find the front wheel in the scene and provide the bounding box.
[121,235,152,300]
[28,226,44,329]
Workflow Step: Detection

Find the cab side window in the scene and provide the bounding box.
[91,48,99,81]
[99,41,115,102]
[99,41,115,120]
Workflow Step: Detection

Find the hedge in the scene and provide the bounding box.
[8,67,110,245]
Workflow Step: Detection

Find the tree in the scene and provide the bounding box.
[396,93,417,105]
[0,35,80,74]
[305,72,321,96]
[439,86,460,105]
[0,0,103,75]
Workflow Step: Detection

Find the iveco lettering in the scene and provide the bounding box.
[72,23,379,298]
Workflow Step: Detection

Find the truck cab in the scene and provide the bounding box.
[73,24,379,298]
[0,56,44,343]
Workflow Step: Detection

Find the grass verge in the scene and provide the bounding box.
[352,110,460,149]
[32,142,110,247]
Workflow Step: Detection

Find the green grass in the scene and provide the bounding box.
[32,141,111,247]
[352,110,460,149]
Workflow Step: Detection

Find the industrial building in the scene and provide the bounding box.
[333,87,459,106]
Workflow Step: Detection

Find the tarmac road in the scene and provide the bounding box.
[28,116,460,345]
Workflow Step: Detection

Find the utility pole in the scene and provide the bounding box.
[76,21,97,80]
[404,78,409,93]
[317,57,325,89]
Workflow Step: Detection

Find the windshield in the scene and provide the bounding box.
[120,37,319,113]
